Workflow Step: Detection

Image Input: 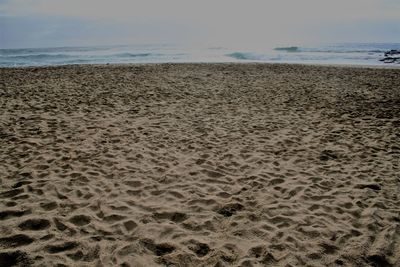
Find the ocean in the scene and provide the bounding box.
[0,43,399,67]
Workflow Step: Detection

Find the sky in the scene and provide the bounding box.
[0,0,399,49]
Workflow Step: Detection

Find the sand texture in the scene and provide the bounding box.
[0,63,399,266]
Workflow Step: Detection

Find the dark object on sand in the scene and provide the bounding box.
[380,50,400,64]
[217,203,244,217]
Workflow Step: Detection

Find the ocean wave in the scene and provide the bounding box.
[301,49,387,54]
[226,52,265,61]
[0,53,74,60]
[0,46,111,56]
[273,47,388,54]
[113,53,153,58]
[1,52,155,59]
[274,46,300,52]
[226,51,381,62]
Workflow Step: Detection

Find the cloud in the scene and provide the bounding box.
[1,0,399,21]
[0,0,399,48]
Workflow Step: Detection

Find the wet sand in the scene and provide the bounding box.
[0,63,399,266]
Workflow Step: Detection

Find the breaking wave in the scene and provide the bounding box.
[112,53,153,58]
[226,52,266,61]
[274,46,300,52]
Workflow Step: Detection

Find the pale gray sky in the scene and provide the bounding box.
[1,0,399,48]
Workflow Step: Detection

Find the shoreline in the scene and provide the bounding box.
[2,61,400,70]
[1,63,399,266]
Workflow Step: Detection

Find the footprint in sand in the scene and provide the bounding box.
[69,215,91,226]
[18,218,51,231]
[153,212,188,223]
[45,242,79,254]
[0,234,34,248]
[0,251,32,266]
[0,209,31,220]
[188,241,210,257]
[140,239,176,256]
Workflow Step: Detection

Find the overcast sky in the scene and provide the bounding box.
[1,0,399,49]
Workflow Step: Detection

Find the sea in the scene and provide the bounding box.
[0,43,399,67]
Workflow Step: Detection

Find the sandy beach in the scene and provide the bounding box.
[0,63,399,266]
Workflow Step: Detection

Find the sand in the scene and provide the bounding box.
[0,63,399,267]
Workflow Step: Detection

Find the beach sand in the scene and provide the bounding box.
[0,63,399,266]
